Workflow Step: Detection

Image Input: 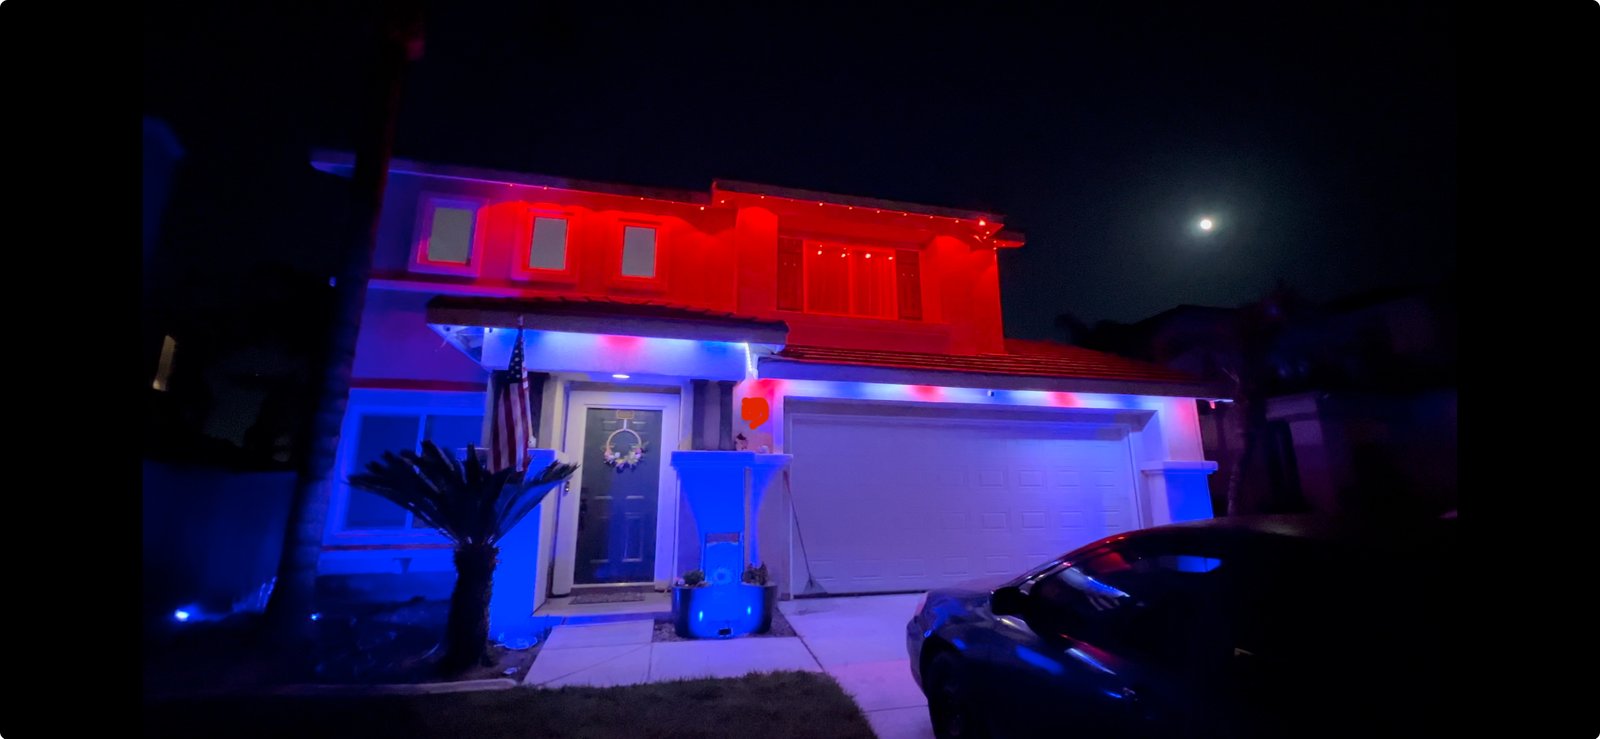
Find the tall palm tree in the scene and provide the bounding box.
[265,0,425,642]
[1223,282,1304,515]
[350,444,577,671]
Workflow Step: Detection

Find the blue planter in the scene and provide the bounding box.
[672,583,778,639]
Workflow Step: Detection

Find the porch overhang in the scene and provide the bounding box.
[427,296,789,346]
[427,296,787,381]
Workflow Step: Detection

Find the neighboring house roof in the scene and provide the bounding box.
[764,339,1222,398]
[1132,303,1237,323]
[425,295,790,345]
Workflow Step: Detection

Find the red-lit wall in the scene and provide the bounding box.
[365,173,1011,364]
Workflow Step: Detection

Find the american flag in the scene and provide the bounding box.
[488,328,531,472]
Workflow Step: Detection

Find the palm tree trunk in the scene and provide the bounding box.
[1224,397,1268,517]
[1225,422,1255,516]
[265,0,424,643]
[444,543,499,671]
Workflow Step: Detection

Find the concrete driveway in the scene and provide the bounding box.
[779,593,934,739]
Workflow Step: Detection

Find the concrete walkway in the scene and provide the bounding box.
[779,594,934,739]
[524,593,933,739]
[522,619,821,688]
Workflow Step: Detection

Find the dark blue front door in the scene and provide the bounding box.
[575,408,661,584]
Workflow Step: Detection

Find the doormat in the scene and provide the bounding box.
[569,591,649,605]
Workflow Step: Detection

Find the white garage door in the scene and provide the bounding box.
[787,407,1142,595]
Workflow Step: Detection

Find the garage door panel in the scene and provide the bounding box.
[788,411,1140,595]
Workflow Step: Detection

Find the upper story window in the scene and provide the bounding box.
[621,225,658,278]
[528,216,570,271]
[778,237,922,320]
[510,211,576,284]
[412,195,483,276]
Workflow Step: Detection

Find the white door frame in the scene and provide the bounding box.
[553,389,682,593]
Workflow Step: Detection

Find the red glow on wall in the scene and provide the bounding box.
[745,378,784,400]
[599,334,644,351]
[1050,392,1081,407]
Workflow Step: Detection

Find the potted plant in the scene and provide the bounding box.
[741,563,779,634]
[670,569,711,638]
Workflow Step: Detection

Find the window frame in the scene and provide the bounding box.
[610,220,666,291]
[326,389,486,543]
[410,193,487,277]
[779,234,923,321]
[511,207,578,284]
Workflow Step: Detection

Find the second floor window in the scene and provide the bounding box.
[421,202,476,265]
[413,195,483,276]
[621,225,657,278]
[778,237,922,320]
[528,216,569,271]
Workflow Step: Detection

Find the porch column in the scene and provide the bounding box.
[490,448,558,648]
[716,380,736,451]
[1141,460,1220,525]
[526,372,549,448]
[691,379,710,450]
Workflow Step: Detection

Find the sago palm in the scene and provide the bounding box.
[349,441,577,671]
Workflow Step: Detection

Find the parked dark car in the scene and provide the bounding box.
[907,515,1459,738]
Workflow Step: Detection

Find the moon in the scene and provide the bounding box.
[1199,217,1215,231]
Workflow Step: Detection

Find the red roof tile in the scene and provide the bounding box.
[776,339,1204,386]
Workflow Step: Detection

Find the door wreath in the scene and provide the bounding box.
[602,425,649,471]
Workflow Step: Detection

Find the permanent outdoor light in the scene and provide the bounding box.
[173,609,191,623]
[1199,217,1215,231]
[612,373,631,379]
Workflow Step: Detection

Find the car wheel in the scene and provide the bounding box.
[925,650,988,739]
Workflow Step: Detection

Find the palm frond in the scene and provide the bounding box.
[347,441,578,547]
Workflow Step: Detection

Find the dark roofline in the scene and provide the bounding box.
[310,150,709,205]
[308,150,1013,231]
[712,179,1000,222]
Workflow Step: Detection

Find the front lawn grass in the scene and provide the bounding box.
[143,670,876,739]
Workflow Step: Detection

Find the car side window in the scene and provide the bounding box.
[1028,544,1230,667]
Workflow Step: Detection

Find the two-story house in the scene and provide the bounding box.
[310,152,1220,614]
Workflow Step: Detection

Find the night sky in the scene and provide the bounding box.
[145,1,1455,337]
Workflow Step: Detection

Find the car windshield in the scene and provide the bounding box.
[1031,539,1410,664]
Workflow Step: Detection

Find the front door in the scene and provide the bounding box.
[574,407,662,584]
